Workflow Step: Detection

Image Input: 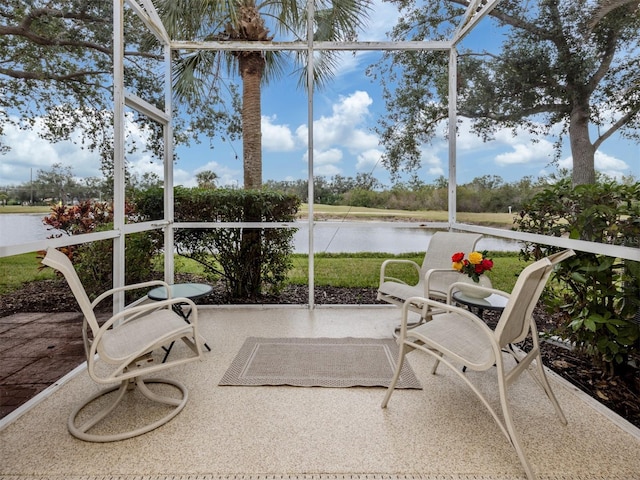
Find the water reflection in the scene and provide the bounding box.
[294,224,520,254]
[0,214,56,247]
[0,214,521,253]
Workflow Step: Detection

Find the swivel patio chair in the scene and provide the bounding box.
[42,247,204,442]
[382,249,575,480]
[377,231,482,320]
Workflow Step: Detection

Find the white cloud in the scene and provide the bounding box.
[193,161,242,188]
[0,117,101,185]
[294,91,381,178]
[558,150,632,180]
[361,1,400,41]
[0,112,158,186]
[420,147,446,177]
[494,140,555,166]
[262,115,297,151]
[356,149,382,171]
[304,148,343,176]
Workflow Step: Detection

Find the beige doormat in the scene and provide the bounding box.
[219,337,422,389]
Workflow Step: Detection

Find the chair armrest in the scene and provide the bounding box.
[379,259,421,287]
[94,296,199,344]
[423,268,460,296]
[91,280,171,310]
[400,295,496,341]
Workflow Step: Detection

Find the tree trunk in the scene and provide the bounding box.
[569,104,597,186]
[239,53,264,190]
[238,52,265,297]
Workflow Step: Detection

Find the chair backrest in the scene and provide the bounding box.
[41,247,100,340]
[495,249,575,347]
[421,232,483,272]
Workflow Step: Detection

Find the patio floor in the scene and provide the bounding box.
[1,306,640,480]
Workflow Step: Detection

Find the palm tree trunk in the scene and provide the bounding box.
[238,52,265,297]
[239,53,264,190]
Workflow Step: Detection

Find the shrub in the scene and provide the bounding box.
[514,180,640,372]
[42,201,160,300]
[136,187,301,299]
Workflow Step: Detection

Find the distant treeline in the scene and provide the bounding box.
[266,174,554,213]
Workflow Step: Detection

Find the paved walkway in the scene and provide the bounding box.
[0,312,86,418]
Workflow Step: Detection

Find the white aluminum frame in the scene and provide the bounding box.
[1,0,638,311]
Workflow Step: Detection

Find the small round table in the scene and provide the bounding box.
[147,283,213,361]
[452,291,508,319]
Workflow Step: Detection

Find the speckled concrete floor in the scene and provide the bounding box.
[1,306,640,480]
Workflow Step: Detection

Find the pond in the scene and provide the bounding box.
[0,214,520,253]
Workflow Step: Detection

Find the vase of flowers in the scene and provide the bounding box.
[451,250,494,298]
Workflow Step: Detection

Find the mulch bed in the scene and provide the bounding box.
[1,276,638,429]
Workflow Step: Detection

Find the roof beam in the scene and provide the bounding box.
[453,0,503,45]
[125,0,170,45]
[170,40,452,52]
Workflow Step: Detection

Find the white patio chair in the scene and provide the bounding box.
[42,247,204,442]
[382,249,575,480]
[377,231,482,320]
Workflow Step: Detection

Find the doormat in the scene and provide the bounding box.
[219,337,422,389]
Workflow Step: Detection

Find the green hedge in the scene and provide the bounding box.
[136,187,301,298]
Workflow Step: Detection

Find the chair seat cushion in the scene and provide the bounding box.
[410,313,496,370]
[378,281,424,301]
[100,309,190,362]
[379,281,448,303]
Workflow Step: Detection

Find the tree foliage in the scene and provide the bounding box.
[160,0,372,189]
[369,0,640,185]
[0,1,239,177]
[42,200,160,300]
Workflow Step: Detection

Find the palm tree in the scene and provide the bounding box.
[196,170,219,189]
[159,0,371,189]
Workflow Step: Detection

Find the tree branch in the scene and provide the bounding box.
[593,108,639,150]
[460,103,567,122]
[0,67,110,82]
[587,0,639,32]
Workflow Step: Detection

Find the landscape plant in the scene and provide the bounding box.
[514,179,640,372]
[136,187,300,299]
[41,200,160,299]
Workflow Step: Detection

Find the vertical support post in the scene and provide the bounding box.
[112,0,126,313]
[447,47,458,228]
[163,43,175,285]
[306,0,315,309]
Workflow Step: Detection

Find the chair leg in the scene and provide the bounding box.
[532,356,567,424]
[496,372,537,480]
[68,377,188,442]
[430,351,444,375]
[381,343,407,408]
[507,345,567,425]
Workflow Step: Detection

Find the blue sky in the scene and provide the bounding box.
[0,1,638,189]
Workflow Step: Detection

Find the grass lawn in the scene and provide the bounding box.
[0,252,56,294]
[0,205,521,295]
[1,250,526,296]
[0,205,51,214]
[288,251,525,293]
